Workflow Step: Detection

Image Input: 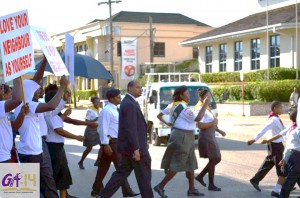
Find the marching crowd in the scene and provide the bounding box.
[1,56,300,198]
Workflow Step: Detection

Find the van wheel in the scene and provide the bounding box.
[152,130,161,146]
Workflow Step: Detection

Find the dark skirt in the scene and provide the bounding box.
[161,128,198,172]
[46,142,72,190]
[83,126,100,147]
[198,126,221,159]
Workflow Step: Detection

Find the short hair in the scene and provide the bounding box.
[44,84,58,103]
[270,101,281,111]
[173,86,188,102]
[289,108,297,122]
[127,80,137,89]
[91,96,99,103]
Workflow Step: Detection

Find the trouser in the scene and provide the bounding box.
[92,141,133,194]
[251,142,284,183]
[40,137,59,198]
[279,149,300,198]
[100,152,153,198]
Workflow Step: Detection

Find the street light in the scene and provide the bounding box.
[98,0,122,87]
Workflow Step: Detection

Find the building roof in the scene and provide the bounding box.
[182,3,300,44]
[108,11,210,26]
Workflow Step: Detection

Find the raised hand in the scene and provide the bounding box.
[60,75,69,87]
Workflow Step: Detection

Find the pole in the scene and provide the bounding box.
[108,0,115,86]
[296,0,299,79]
[242,80,245,117]
[266,0,270,81]
[149,16,154,63]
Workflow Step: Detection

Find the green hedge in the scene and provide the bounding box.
[211,80,300,102]
[201,67,298,83]
[75,90,97,100]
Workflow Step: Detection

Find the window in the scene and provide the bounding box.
[234,41,243,71]
[205,46,212,73]
[270,35,280,68]
[219,44,227,72]
[117,41,121,56]
[75,44,88,52]
[154,42,165,57]
[251,38,260,70]
[193,47,198,59]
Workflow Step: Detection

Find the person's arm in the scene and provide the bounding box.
[11,104,29,131]
[54,127,84,141]
[194,93,211,122]
[157,113,172,127]
[35,76,69,113]
[248,119,274,145]
[63,117,98,128]
[216,128,226,136]
[33,56,47,84]
[98,110,113,156]
[261,134,282,144]
[4,78,22,112]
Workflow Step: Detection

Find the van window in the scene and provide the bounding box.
[159,86,216,110]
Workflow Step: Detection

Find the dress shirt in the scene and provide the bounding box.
[98,102,119,144]
[254,116,284,143]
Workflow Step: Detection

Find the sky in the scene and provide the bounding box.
[0,0,266,35]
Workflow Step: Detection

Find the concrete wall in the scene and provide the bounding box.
[217,102,290,116]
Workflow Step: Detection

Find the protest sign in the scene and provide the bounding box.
[121,37,137,80]
[31,26,69,76]
[65,33,74,85]
[0,10,34,82]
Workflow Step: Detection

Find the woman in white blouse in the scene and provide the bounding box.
[78,97,101,169]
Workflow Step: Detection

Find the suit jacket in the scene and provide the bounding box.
[117,94,148,156]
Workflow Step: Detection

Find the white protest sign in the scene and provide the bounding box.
[121,37,137,80]
[65,33,74,85]
[31,26,69,76]
[0,10,34,82]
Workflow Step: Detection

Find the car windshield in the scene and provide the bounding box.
[159,86,215,110]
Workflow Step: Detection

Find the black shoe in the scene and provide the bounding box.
[153,185,168,198]
[208,185,221,191]
[187,189,205,196]
[78,162,85,170]
[271,191,279,197]
[123,191,140,197]
[250,179,261,192]
[195,176,207,187]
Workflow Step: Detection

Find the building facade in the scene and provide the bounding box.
[180,1,300,74]
[52,11,212,90]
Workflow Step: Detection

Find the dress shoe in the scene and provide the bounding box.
[208,185,221,191]
[250,179,261,192]
[271,191,279,197]
[78,162,85,169]
[123,190,140,197]
[195,176,207,187]
[187,189,205,196]
[153,184,168,198]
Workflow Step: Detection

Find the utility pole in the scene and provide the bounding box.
[296,0,299,79]
[149,16,154,73]
[98,0,122,86]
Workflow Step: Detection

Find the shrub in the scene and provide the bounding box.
[211,80,300,102]
[75,90,98,100]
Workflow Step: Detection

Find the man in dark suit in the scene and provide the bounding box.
[97,80,153,198]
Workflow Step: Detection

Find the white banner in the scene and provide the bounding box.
[31,26,69,76]
[121,37,137,80]
[65,33,74,85]
[0,163,40,198]
[0,10,34,82]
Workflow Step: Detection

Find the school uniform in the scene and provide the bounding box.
[45,113,72,190]
[83,107,100,147]
[160,102,198,172]
[0,101,13,163]
[250,115,285,184]
[197,107,221,159]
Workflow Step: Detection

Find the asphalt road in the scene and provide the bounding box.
[60,109,300,198]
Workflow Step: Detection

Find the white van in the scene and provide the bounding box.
[144,74,217,146]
